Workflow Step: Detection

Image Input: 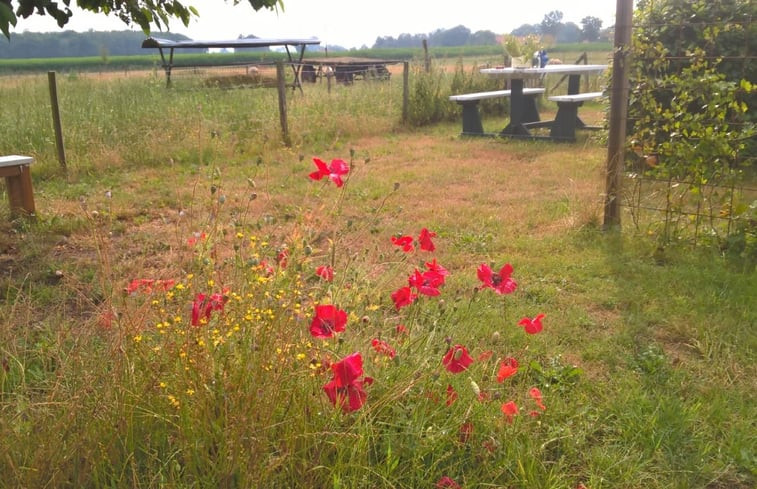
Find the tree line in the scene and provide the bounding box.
[375,11,610,49]
[2,10,610,59]
[0,30,199,58]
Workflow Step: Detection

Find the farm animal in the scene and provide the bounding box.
[547,58,563,65]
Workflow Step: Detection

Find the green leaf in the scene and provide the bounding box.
[0,2,17,40]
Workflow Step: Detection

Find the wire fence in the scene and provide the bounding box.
[617,12,755,251]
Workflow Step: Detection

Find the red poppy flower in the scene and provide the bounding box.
[187,232,207,247]
[391,234,414,252]
[323,352,373,412]
[501,400,518,423]
[418,228,437,252]
[478,350,494,362]
[518,313,545,334]
[315,265,334,282]
[446,384,458,406]
[309,304,347,338]
[425,258,449,278]
[529,387,547,411]
[408,269,444,296]
[257,260,275,277]
[309,157,349,187]
[395,324,407,335]
[477,263,518,295]
[391,286,417,310]
[371,338,396,359]
[497,357,519,382]
[126,278,152,294]
[191,292,228,326]
[436,476,461,489]
[276,248,289,269]
[442,344,474,373]
[126,279,176,295]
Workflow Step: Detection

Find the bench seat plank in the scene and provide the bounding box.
[548,91,604,103]
[449,87,544,102]
[0,155,34,167]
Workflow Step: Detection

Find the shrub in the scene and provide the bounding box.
[407,59,505,127]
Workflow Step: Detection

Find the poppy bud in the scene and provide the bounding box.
[470,380,481,397]
[492,331,500,343]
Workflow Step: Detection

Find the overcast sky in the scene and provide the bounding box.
[9,0,620,49]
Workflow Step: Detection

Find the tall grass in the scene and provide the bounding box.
[0,65,754,488]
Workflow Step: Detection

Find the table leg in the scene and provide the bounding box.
[500,78,530,136]
[550,101,582,141]
[1,165,35,216]
[458,101,485,135]
[567,74,587,127]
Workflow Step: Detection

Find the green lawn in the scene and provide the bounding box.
[0,69,754,488]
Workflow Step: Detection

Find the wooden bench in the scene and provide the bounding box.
[450,87,545,136]
[547,91,605,140]
[0,155,35,216]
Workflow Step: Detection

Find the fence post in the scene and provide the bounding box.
[402,61,410,123]
[276,61,291,147]
[422,40,430,73]
[47,71,67,173]
[603,0,634,230]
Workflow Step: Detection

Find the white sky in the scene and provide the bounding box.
[9,0,619,49]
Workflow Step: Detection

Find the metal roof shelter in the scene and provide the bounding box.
[141,37,321,87]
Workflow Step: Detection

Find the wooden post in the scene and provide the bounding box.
[422,40,430,73]
[603,0,634,229]
[402,61,410,123]
[276,61,291,147]
[47,71,67,173]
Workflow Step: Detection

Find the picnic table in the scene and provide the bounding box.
[480,64,608,140]
[142,37,321,88]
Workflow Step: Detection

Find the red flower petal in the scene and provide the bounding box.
[418,227,437,252]
[518,313,545,334]
[442,345,474,373]
[501,400,518,423]
[497,357,519,382]
[323,352,370,412]
[391,234,414,252]
[310,304,347,338]
[315,265,334,282]
[391,286,416,310]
